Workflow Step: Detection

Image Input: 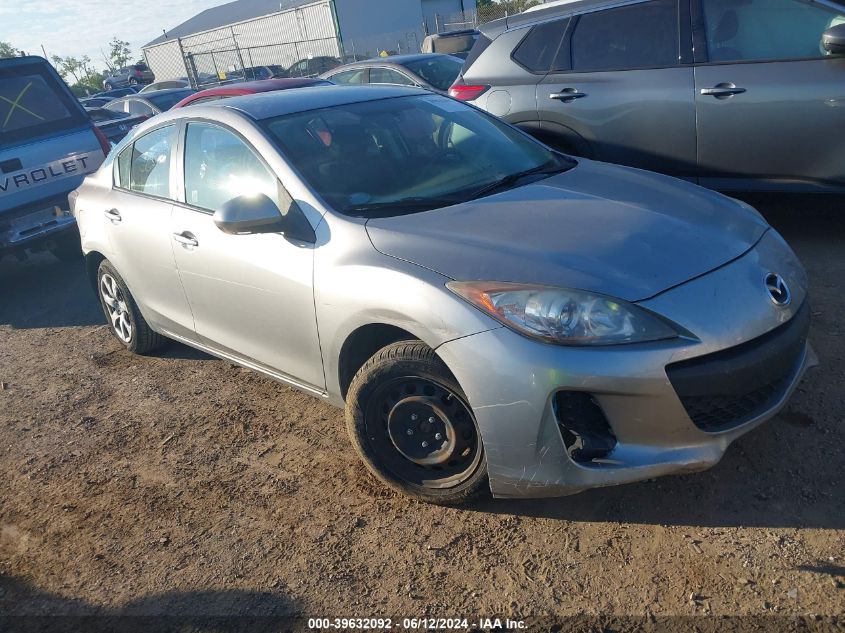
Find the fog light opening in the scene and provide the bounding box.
[553,392,617,463]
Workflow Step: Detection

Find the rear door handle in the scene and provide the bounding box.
[172,231,198,248]
[103,208,122,223]
[701,83,746,98]
[550,88,587,102]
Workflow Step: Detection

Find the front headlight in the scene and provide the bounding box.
[447,281,679,346]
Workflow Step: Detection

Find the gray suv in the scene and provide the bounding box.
[451,0,845,192]
[103,64,154,90]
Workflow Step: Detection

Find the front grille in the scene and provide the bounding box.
[667,302,809,433]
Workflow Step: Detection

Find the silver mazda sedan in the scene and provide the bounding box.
[71,86,816,504]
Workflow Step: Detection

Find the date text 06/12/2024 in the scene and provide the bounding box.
[307,617,527,629]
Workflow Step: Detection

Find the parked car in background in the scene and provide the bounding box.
[452,0,845,192]
[139,79,190,93]
[103,64,155,90]
[85,107,147,146]
[321,54,464,94]
[421,29,480,59]
[79,96,112,109]
[103,88,196,119]
[239,65,289,80]
[0,56,108,261]
[282,56,342,77]
[72,86,814,504]
[171,78,332,108]
[95,86,141,99]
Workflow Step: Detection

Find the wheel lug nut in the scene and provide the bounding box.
[411,413,418,421]
[428,416,435,424]
[406,429,414,436]
[421,441,429,448]
[435,433,442,440]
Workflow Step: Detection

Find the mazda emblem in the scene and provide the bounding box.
[765,273,791,306]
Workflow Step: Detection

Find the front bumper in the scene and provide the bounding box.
[435,230,817,498]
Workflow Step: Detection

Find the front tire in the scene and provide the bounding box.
[96,260,165,354]
[345,340,487,505]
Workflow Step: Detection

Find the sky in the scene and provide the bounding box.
[0,0,229,66]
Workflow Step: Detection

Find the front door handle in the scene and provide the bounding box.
[103,208,122,223]
[701,83,746,98]
[550,88,587,102]
[172,231,199,248]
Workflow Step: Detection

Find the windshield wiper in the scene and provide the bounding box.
[464,158,572,202]
[343,195,463,216]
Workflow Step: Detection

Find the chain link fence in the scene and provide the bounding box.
[432,0,550,33]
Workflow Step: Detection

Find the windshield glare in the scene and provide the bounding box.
[264,95,563,216]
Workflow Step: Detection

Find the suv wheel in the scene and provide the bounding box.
[128,77,138,86]
[103,81,114,91]
[96,260,165,354]
[346,340,487,505]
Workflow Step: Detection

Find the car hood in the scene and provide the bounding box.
[365,160,769,303]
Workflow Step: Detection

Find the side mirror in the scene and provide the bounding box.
[213,193,316,243]
[822,23,845,55]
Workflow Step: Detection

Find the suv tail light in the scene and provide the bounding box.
[92,125,112,156]
[448,83,490,102]
[134,69,143,77]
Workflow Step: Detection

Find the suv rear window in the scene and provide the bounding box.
[512,18,570,72]
[0,60,87,147]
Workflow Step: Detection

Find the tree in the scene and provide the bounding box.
[0,41,19,58]
[103,37,132,72]
[51,55,103,95]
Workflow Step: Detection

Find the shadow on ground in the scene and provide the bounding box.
[0,574,300,632]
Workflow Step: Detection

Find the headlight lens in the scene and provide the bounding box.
[447,281,678,346]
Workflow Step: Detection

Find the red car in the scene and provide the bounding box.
[171,78,332,108]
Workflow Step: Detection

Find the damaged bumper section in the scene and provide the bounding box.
[436,231,817,498]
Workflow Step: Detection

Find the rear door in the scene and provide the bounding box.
[537,0,698,178]
[693,0,845,190]
[105,124,194,337]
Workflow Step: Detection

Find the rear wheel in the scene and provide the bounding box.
[97,260,165,354]
[128,77,138,86]
[346,340,487,505]
[103,81,115,91]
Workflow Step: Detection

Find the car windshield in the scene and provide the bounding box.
[402,56,464,91]
[147,89,196,111]
[263,94,573,216]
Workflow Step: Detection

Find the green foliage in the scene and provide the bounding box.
[104,37,132,72]
[0,41,19,59]
[51,55,105,95]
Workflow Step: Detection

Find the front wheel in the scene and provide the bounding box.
[345,340,487,505]
[96,260,166,354]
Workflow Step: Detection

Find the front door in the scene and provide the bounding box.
[537,0,697,178]
[171,121,325,391]
[693,0,845,190]
[105,124,194,337]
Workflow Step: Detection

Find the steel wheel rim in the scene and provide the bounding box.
[100,273,132,344]
[365,376,482,489]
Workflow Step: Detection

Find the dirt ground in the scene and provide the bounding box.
[1,193,843,631]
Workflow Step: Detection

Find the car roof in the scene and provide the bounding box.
[214,85,428,120]
[503,0,625,28]
[196,78,327,97]
[344,53,449,67]
[134,87,195,98]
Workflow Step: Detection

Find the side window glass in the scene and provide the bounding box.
[331,69,366,84]
[116,144,132,189]
[183,122,278,211]
[369,68,415,85]
[128,100,153,116]
[512,18,570,72]
[128,125,175,198]
[571,0,679,71]
[701,0,845,62]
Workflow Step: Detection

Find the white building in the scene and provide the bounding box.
[142,0,471,82]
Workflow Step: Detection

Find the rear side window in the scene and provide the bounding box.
[0,60,87,147]
[331,69,367,84]
[369,68,415,86]
[116,125,175,198]
[512,19,570,72]
[570,0,679,71]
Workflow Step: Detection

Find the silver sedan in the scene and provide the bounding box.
[70,86,816,504]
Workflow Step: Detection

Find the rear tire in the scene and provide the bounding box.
[345,340,487,505]
[128,78,138,86]
[96,260,166,354]
[103,81,115,91]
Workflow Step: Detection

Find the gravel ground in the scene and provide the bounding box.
[0,193,843,631]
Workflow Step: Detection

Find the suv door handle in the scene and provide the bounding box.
[701,83,746,98]
[550,88,587,102]
[172,231,199,248]
[103,208,122,222]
